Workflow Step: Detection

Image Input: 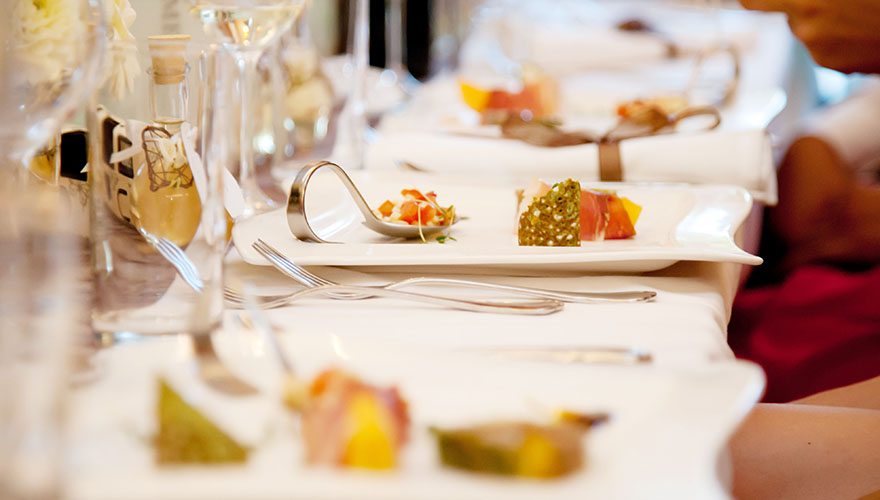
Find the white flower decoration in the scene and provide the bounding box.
[13,0,86,85]
[103,0,140,100]
[155,134,188,169]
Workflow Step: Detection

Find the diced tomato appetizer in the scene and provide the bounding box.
[398,200,435,225]
[374,188,454,228]
[377,200,395,217]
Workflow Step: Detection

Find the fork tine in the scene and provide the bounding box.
[157,239,198,283]
[252,240,322,287]
[252,239,369,300]
[254,239,332,287]
[159,238,201,280]
[223,286,244,303]
[152,237,204,292]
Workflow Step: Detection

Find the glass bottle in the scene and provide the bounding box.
[130,35,202,248]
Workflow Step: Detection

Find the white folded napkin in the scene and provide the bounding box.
[366,128,777,204]
[461,1,759,77]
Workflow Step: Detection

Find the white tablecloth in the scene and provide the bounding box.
[64,253,757,500]
[225,253,745,366]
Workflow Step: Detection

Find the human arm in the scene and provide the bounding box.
[730,403,880,500]
[793,375,880,410]
[771,135,880,269]
[739,0,880,73]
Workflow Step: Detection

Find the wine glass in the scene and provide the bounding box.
[0,1,105,498]
[380,0,419,96]
[0,0,106,170]
[191,0,306,218]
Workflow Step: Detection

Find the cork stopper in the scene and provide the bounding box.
[148,34,190,85]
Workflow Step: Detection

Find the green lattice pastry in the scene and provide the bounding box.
[155,379,249,464]
[518,179,581,246]
[431,422,585,478]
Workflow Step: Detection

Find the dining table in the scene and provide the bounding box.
[53,3,812,500]
[64,229,766,500]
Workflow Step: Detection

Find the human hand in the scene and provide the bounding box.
[740,0,880,73]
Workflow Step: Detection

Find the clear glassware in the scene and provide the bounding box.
[430,0,485,76]
[191,0,306,218]
[89,33,227,342]
[275,3,334,159]
[0,1,105,498]
[381,0,419,95]
[0,175,91,500]
[0,0,106,168]
[333,0,370,169]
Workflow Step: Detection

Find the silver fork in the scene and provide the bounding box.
[190,333,259,396]
[152,236,205,293]
[151,237,253,309]
[251,238,656,304]
[224,282,563,315]
[149,237,257,396]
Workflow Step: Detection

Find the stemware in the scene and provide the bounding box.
[0,0,106,170]
[378,0,419,97]
[191,0,306,218]
[0,1,105,498]
[335,0,370,169]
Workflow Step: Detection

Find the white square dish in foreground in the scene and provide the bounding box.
[68,332,764,500]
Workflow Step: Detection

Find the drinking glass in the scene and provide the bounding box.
[333,0,369,169]
[381,0,419,94]
[0,1,105,498]
[274,3,334,160]
[0,0,106,168]
[191,0,306,217]
[430,0,485,76]
[89,29,227,342]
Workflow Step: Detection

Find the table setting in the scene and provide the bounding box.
[0,1,795,499]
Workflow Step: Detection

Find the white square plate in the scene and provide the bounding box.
[68,331,764,500]
[233,172,761,273]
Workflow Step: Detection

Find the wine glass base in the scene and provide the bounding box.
[239,189,280,218]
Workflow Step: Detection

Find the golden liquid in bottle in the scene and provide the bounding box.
[130,119,202,248]
[28,140,58,183]
[29,153,56,182]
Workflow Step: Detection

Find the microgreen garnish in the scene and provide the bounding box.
[416,202,426,243]
[436,235,457,244]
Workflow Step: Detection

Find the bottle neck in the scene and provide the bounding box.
[148,67,189,133]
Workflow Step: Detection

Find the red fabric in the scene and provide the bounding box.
[730,265,880,402]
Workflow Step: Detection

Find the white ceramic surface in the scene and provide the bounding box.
[68,330,765,500]
[233,173,761,273]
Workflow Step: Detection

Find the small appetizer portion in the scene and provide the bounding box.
[579,188,641,241]
[374,189,456,227]
[517,178,641,245]
[517,179,581,247]
[431,421,587,479]
[459,66,559,123]
[616,95,688,129]
[155,379,249,464]
[555,410,611,428]
[301,368,410,470]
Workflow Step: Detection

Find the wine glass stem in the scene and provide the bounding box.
[386,0,405,74]
[235,50,276,215]
[347,0,369,169]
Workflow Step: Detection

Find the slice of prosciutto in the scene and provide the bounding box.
[579,189,637,241]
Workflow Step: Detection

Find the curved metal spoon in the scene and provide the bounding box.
[287,161,453,243]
